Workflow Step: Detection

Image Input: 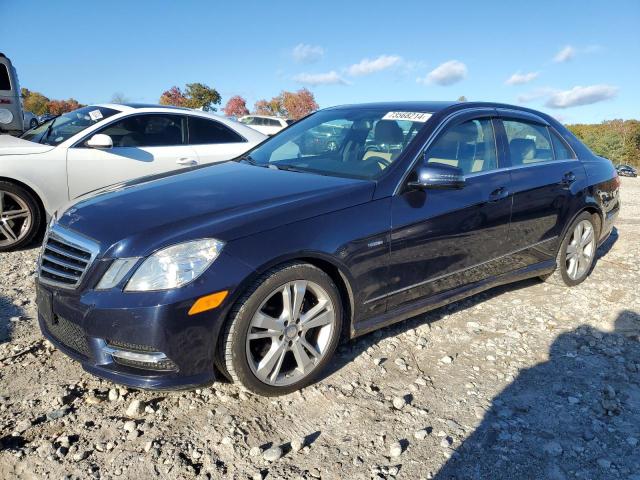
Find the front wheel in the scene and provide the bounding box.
[0,181,42,252]
[221,262,343,396]
[542,212,598,287]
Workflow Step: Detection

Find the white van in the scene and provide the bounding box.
[0,53,25,134]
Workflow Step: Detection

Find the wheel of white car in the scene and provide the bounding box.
[0,181,42,252]
[221,262,343,396]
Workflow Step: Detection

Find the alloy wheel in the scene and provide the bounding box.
[0,190,31,248]
[245,280,335,386]
[565,219,595,280]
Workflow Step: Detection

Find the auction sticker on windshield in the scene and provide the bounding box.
[88,109,103,121]
[382,111,432,122]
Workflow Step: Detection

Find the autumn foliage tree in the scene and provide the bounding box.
[21,88,50,116]
[159,83,221,111]
[223,95,249,118]
[47,99,83,115]
[253,88,318,120]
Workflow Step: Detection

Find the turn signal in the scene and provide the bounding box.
[188,291,228,315]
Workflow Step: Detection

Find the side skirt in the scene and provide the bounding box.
[351,260,556,338]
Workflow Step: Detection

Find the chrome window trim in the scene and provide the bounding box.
[38,223,100,290]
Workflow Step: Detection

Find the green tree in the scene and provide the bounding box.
[184,83,221,111]
[21,88,50,115]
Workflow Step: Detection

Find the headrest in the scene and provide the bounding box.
[509,138,536,163]
[375,120,403,145]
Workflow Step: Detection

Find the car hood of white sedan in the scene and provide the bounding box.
[0,135,56,155]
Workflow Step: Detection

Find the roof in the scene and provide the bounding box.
[328,101,459,112]
[120,103,191,110]
[239,114,289,120]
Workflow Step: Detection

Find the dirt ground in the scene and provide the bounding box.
[1,177,638,480]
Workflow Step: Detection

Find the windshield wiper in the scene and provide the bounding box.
[269,163,308,173]
[42,116,60,143]
[236,155,262,166]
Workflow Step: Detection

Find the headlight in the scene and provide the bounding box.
[124,239,224,291]
[96,258,141,290]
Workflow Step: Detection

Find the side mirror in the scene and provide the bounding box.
[86,134,113,149]
[407,163,465,190]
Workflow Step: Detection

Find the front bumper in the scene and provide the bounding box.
[36,252,254,390]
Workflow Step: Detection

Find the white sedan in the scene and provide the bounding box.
[238,115,293,136]
[0,103,266,250]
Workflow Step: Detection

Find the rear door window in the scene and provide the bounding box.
[550,130,575,160]
[97,114,185,147]
[503,119,553,165]
[188,116,245,144]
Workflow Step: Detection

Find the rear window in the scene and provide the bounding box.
[188,116,245,144]
[0,64,11,90]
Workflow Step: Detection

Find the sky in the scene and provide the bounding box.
[1,0,638,124]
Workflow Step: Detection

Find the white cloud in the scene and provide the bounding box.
[545,84,619,108]
[505,71,539,85]
[293,71,348,86]
[418,60,467,86]
[517,87,555,103]
[553,45,576,63]
[347,55,402,76]
[292,44,325,64]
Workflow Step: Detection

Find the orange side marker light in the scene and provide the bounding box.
[188,291,228,315]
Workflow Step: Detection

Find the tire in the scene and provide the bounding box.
[221,262,343,396]
[542,212,599,287]
[0,181,43,252]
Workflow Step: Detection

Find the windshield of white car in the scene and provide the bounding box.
[241,108,430,180]
[20,106,120,145]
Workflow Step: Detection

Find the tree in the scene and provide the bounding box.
[159,86,189,107]
[159,83,222,111]
[111,92,128,104]
[22,88,50,115]
[457,95,468,102]
[184,83,221,111]
[47,99,82,115]
[253,88,319,120]
[223,95,249,118]
[281,88,318,120]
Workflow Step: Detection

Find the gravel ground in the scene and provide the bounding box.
[1,177,638,480]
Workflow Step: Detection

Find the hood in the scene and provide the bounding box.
[0,135,55,155]
[58,161,375,257]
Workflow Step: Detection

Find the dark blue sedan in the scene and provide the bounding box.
[36,101,620,396]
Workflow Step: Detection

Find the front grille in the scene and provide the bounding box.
[38,224,99,289]
[45,314,91,358]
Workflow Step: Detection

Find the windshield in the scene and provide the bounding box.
[20,106,120,145]
[242,108,430,179]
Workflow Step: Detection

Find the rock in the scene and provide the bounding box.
[392,396,407,410]
[440,437,453,448]
[73,450,90,462]
[263,446,283,462]
[290,437,304,452]
[389,441,403,458]
[249,446,262,457]
[126,399,145,417]
[14,419,31,433]
[543,441,563,457]
[46,406,70,421]
[85,395,103,405]
[123,420,136,433]
[439,355,453,364]
[414,429,429,440]
[108,389,120,402]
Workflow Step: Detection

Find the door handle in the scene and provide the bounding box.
[561,171,576,186]
[177,157,198,166]
[488,187,509,202]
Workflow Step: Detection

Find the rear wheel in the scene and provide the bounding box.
[221,262,343,396]
[542,212,598,287]
[0,181,42,252]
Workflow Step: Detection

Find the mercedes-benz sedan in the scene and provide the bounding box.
[36,101,620,396]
